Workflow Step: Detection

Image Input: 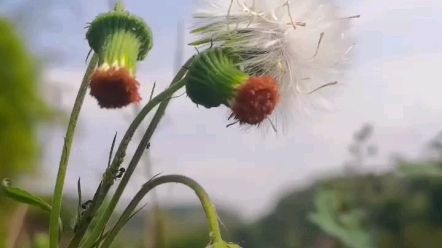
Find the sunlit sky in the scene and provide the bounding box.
[6,0,442,220]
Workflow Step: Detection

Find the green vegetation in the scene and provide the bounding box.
[0,16,61,247]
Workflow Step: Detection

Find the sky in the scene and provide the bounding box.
[7,0,442,220]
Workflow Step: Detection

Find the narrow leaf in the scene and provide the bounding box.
[1,178,51,211]
[108,132,118,168]
[1,178,64,236]
[73,177,82,232]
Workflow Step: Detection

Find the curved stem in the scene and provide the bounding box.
[79,56,194,248]
[48,53,98,247]
[67,76,186,248]
[99,175,223,248]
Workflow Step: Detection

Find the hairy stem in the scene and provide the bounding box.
[79,56,194,248]
[100,175,223,248]
[48,53,98,247]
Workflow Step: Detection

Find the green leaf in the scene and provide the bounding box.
[1,178,51,211]
[1,178,64,236]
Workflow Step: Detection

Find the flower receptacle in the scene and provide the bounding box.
[86,10,153,72]
[185,48,249,109]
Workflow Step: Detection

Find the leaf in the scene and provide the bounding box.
[1,178,64,236]
[72,177,82,232]
[1,178,51,211]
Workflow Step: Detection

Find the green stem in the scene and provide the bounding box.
[78,56,194,248]
[99,175,223,248]
[48,53,98,247]
[68,56,194,247]
[66,77,185,248]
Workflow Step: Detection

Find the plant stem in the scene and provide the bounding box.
[77,56,194,248]
[100,175,223,248]
[66,78,184,248]
[48,53,98,247]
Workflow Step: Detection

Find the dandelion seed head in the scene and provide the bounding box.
[192,0,358,133]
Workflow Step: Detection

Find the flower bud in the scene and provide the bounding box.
[185,48,280,126]
[86,8,153,109]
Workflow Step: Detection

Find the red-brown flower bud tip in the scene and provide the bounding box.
[89,67,141,109]
[229,76,280,125]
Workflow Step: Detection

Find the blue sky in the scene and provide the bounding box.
[8,0,442,220]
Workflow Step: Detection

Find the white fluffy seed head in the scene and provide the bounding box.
[191,0,358,134]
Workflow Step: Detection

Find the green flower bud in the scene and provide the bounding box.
[185,48,280,126]
[85,7,153,109]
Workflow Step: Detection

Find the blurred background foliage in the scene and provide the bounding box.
[7,122,442,248]
[0,16,65,248]
[0,0,72,246]
[0,17,59,182]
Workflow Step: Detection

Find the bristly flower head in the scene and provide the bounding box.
[185,48,280,127]
[190,0,359,132]
[86,3,153,109]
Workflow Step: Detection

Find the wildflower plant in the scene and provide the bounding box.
[0,0,358,247]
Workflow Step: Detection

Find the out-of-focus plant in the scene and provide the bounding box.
[308,185,374,248]
[344,123,378,175]
[309,124,442,248]
[1,0,359,247]
[0,18,56,178]
[308,124,377,248]
[31,233,50,248]
[0,15,62,247]
[367,162,442,248]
